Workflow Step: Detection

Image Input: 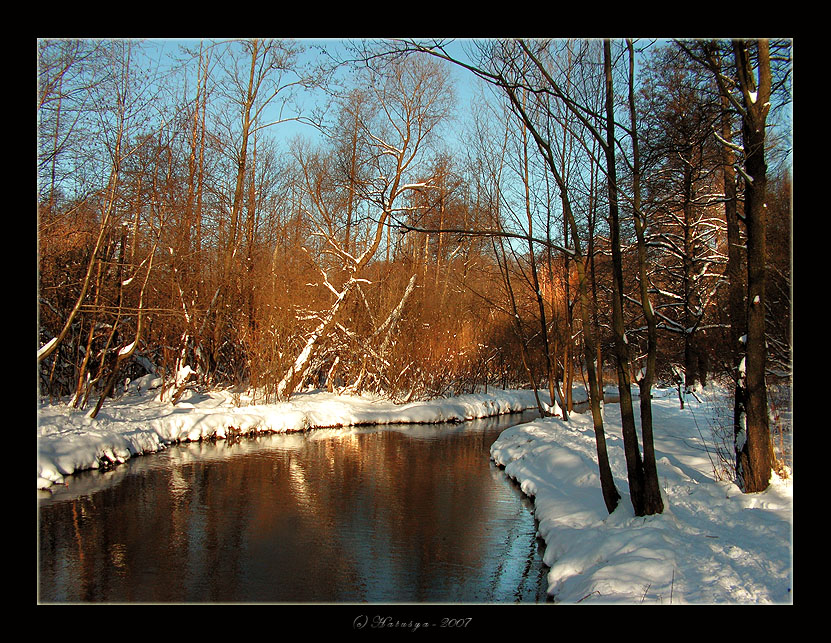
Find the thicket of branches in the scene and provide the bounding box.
[37,38,791,499]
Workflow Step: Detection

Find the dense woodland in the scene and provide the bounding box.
[37,38,792,509]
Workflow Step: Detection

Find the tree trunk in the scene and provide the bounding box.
[493,235,547,418]
[627,39,663,515]
[275,277,356,401]
[681,159,701,390]
[575,256,621,514]
[520,108,564,418]
[499,74,620,514]
[733,40,774,493]
[603,40,651,516]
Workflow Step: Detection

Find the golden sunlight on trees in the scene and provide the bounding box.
[38,37,791,502]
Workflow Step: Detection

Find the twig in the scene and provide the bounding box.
[575,590,601,603]
[670,569,675,604]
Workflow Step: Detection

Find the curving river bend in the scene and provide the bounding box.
[38,410,550,603]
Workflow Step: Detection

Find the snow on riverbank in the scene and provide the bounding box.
[37,380,792,604]
[490,387,793,604]
[37,383,541,489]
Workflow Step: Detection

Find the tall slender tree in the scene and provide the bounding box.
[275,55,453,400]
[681,38,791,493]
[626,38,664,515]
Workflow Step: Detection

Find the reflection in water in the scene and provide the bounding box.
[38,412,549,603]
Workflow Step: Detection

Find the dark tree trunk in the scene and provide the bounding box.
[604,40,652,516]
[576,256,621,514]
[627,39,664,515]
[733,40,774,493]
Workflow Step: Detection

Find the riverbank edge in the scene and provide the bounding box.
[37,387,555,490]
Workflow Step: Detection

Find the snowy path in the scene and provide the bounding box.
[490,391,792,604]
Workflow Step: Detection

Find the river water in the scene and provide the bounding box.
[38,410,551,604]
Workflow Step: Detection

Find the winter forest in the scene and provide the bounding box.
[37,37,792,511]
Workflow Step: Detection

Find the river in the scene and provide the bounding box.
[38,410,551,604]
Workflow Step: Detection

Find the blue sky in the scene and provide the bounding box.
[140,37,790,172]
[142,37,483,151]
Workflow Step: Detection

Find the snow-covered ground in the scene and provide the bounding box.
[37,379,792,604]
[491,386,792,604]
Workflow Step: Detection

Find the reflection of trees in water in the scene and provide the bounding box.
[39,418,547,603]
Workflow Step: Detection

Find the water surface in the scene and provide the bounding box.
[38,411,550,603]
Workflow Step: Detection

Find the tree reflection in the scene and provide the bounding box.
[39,415,548,603]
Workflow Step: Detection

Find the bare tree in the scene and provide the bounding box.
[205,38,309,383]
[275,55,454,400]
[638,43,726,391]
[504,38,662,515]
[625,38,664,515]
[387,38,671,515]
[681,38,791,493]
[493,40,622,514]
[516,85,567,418]
[38,41,159,367]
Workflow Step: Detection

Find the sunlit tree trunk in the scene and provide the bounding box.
[733,39,774,493]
